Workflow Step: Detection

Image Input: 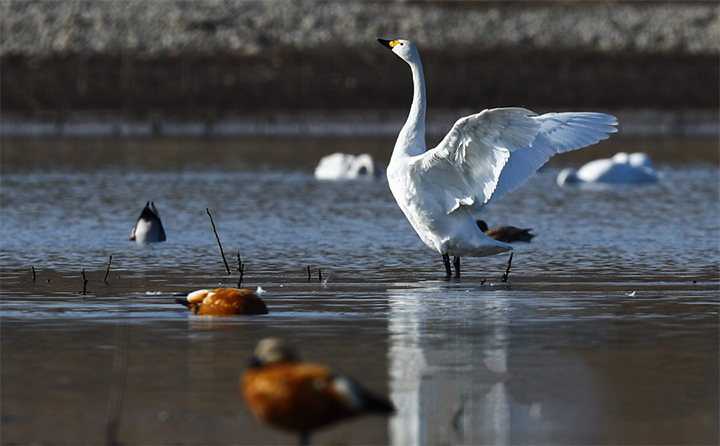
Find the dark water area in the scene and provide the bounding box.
[1,135,718,445]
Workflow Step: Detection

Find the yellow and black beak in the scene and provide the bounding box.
[376,38,399,49]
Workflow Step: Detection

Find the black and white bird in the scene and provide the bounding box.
[130,201,166,243]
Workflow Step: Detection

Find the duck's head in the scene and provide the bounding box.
[376,38,419,63]
[250,338,298,367]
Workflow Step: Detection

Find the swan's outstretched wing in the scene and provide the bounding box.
[414,107,617,213]
[487,111,618,205]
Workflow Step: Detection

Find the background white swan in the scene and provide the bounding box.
[377,38,618,277]
[130,201,166,243]
[314,152,383,180]
[557,152,658,185]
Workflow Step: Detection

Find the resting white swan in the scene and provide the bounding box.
[314,153,382,180]
[377,38,618,277]
[130,201,166,243]
[556,152,658,185]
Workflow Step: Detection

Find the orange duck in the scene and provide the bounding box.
[176,288,268,316]
[241,338,394,445]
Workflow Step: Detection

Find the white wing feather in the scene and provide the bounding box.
[413,108,539,213]
[413,107,618,214]
[488,112,618,205]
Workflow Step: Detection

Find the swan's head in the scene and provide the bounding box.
[376,38,418,63]
[611,152,630,164]
[556,168,580,186]
[628,152,655,169]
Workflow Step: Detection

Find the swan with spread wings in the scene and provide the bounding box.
[377,38,618,278]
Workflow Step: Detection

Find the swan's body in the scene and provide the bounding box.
[377,38,618,277]
[557,152,657,185]
[130,201,166,243]
[314,153,382,180]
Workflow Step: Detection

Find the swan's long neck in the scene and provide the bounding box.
[393,55,426,161]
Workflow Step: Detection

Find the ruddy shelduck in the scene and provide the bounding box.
[240,338,394,445]
[176,288,268,316]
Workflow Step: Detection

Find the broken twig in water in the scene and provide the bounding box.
[500,253,514,283]
[31,266,36,282]
[307,265,311,281]
[206,208,231,275]
[81,268,89,295]
[236,251,245,288]
[104,255,113,283]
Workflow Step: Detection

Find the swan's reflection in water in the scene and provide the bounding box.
[388,293,427,446]
[387,286,572,445]
[388,286,513,445]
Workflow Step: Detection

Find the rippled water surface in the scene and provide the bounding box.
[1,135,718,445]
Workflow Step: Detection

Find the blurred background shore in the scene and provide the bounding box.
[1,0,718,137]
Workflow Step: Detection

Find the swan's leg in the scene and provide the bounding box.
[453,256,461,278]
[500,252,514,283]
[442,253,452,277]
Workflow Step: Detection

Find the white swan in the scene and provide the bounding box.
[130,201,166,243]
[377,38,618,277]
[314,153,383,180]
[556,152,658,185]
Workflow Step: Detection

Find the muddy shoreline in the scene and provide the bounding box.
[2,48,718,116]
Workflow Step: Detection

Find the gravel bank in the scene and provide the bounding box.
[2,1,718,56]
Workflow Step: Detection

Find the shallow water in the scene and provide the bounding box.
[1,135,718,445]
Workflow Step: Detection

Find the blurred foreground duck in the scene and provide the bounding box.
[476,220,535,243]
[314,153,383,180]
[176,288,268,316]
[376,38,617,278]
[130,201,166,243]
[241,338,394,445]
[557,152,658,185]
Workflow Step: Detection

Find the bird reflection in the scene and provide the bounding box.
[387,287,513,445]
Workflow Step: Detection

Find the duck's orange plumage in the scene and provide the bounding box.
[176,288,268,316]
[241,338,394,445]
